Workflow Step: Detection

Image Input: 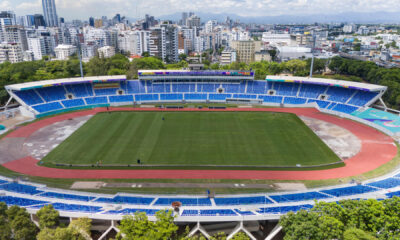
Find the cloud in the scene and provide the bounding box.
[9,0,400,20]
[0,0,12,10]
[16,0,41,13]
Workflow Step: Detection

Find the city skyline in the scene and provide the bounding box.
[2,0,400,21]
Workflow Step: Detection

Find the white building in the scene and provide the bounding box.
[205,20,217,33]
[97,46,115,58]
[262,32,292,46]
[54,44,77,60]
[118,31,138,54]
[220,48,236,65]
[0,42,23,63]
[343,24,357,33]
[27,37,46,60]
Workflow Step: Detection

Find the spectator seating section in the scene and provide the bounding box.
[15,80,382,117]
[0,196,48,207]
[366,178,400,189]
[61,99,85,108]
[284,97,307,105]
[15,90,44,105]
[256,204,313,214]
[348,91,378,106]
[94,195,154,205]
[321,185,378,197]
[36,86,67,102]
[153,198,212,206]
[109,95,134,103]
[105,208,161,215]
[269,192,330,203]
[33,102,64,113]
[214,196,273,205]
[327,87,355,103]
[39,192,95,202]
[85,96,108,105]
[65,83,93,97]
[94,88,119,96]
[0,182,43,195]
[200,209,238,216]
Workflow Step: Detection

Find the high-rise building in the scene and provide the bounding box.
[181,12,188,26]
[149,23,178,62]
[28,37,46,60]
[54,44,77,60]
[205,20,217,33]
[186,15,200,29]
[33,14,46,28]
[0,43,23,63]
[231,40,261,64]
[42,0,59,27]
[89,17,95,27]
[98,46,115,58]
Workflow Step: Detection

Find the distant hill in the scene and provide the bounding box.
[158,11,400,24]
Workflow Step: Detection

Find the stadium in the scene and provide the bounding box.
[0,69,400,239]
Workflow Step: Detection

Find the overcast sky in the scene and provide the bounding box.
[2,0,400,20]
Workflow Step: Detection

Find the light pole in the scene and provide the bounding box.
[309,35,316,78]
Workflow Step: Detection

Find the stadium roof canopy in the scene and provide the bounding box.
[266,75,386,92]
[5,76,126,91]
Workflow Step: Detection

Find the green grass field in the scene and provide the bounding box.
[42,111,341,167]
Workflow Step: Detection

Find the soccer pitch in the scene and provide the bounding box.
[42,111,341,168]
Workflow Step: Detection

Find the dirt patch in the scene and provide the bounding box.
[23,115,92,160]
[0,138,28,164]
[104,182,275,190]
[71,181,105,189]
[300,116,361,160]
[273,183,307,191]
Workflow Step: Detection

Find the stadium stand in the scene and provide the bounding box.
[153,198,212,206]
[214,196,273,205]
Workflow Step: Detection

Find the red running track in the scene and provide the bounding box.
[2,107,397,180]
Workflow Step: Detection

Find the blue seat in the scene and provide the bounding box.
[153,198,211,206]
[109,95,134,103]
[15,90,44,105]
[0,196,48,207]
[327,87,356,103]
[367,178,400,189]
[65,83,93,97]
[32,102,64,113]
[256,204,313,214]
[61,99,85,108]
[0,182,43,195]
[209,94,232,101]
[36,86,67,102]
[321,185,378,197]
[284,97,307,104]
[185,93,207,100]
[270,192,330,203]
[332,104,359,114]
[348,91,378,106]
[214,196,273,205]
[258,95,283,103]
[39,192,95,202]
[160,94,183,101]
[94,195,154,205]
[85,96,108,105]
[135,94,159,102]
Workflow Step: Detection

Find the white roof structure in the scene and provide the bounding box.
[266,75,386,92]
[5,75,126,91]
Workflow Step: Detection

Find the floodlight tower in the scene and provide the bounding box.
[309,35,317,78]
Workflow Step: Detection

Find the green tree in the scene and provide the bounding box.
[117,210,177,240]
[343,228,378,240]
[231,232,250,240]
[179,54,188,61]
[36,205,59,229]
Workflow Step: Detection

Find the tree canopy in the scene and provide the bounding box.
[280,197,400,240]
